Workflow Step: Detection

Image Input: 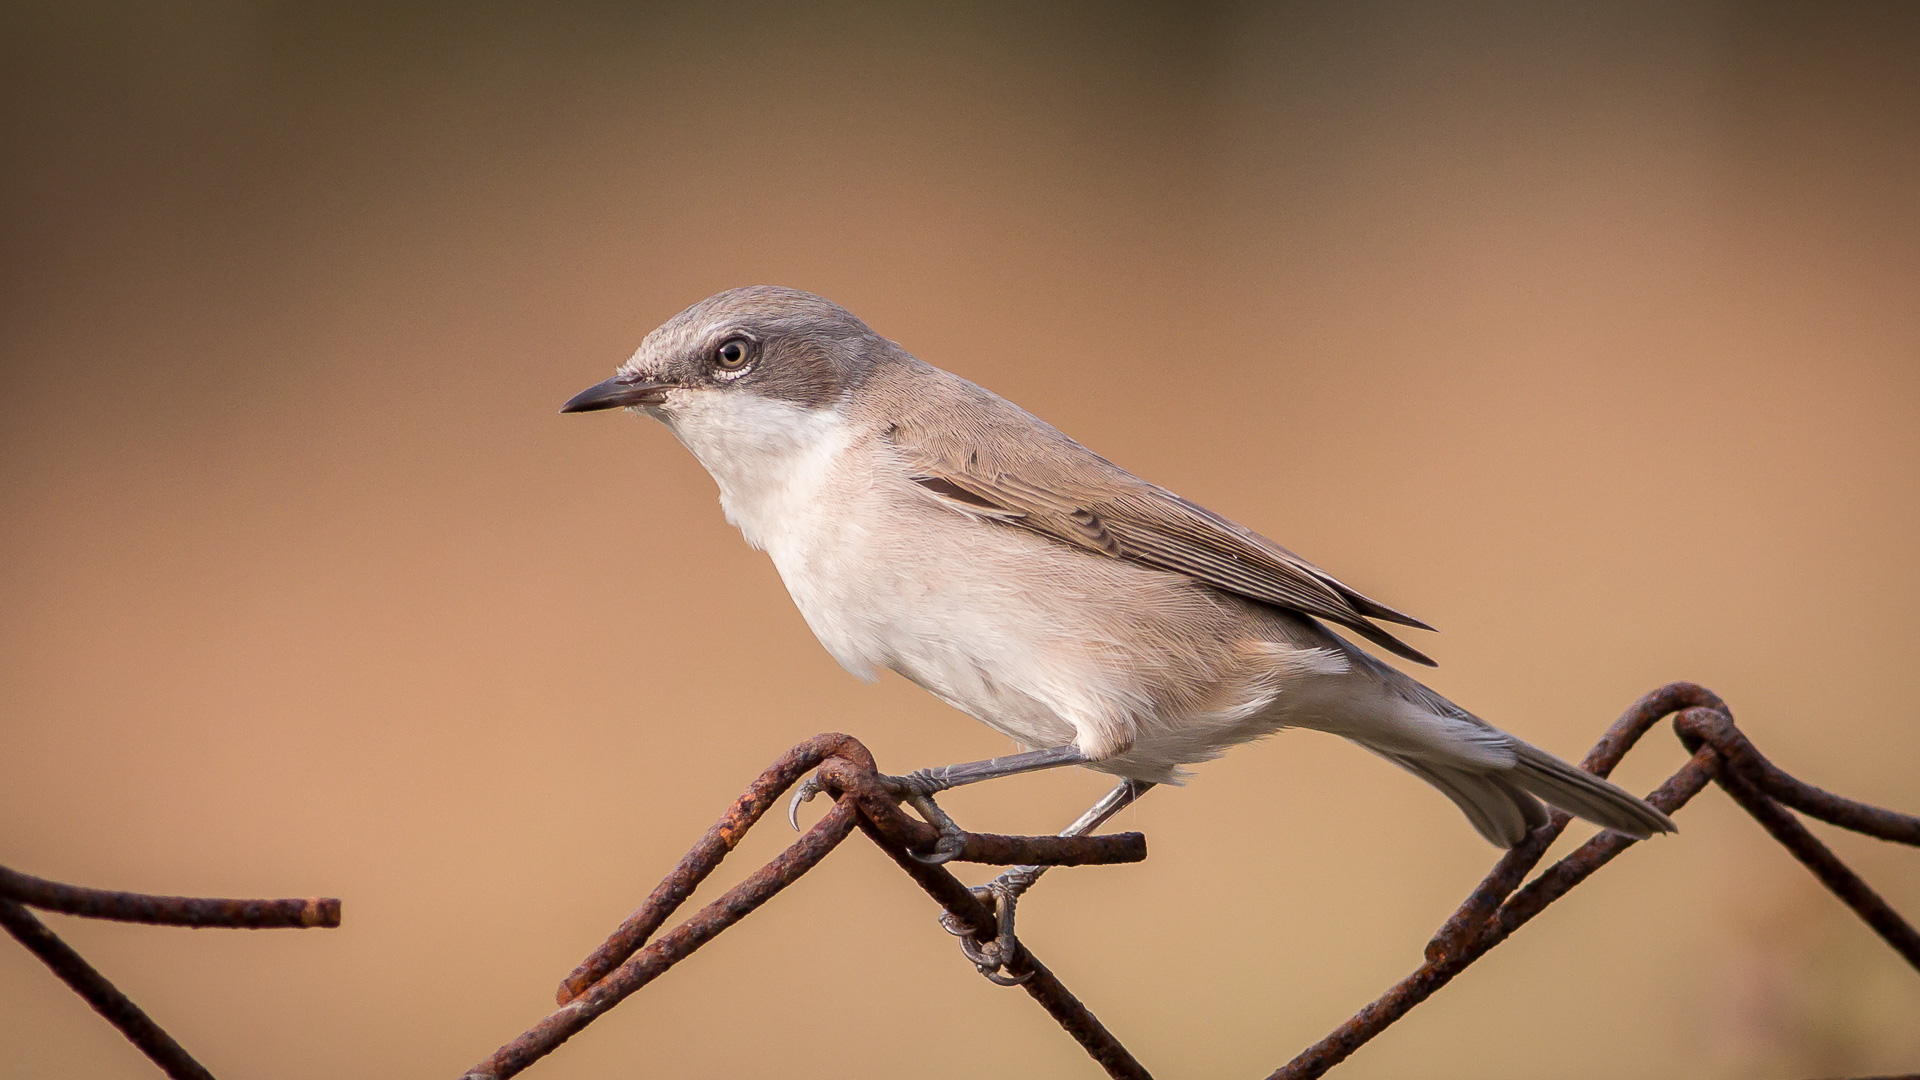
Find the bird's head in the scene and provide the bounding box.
[562,286,889,476]
[562,285,883,414]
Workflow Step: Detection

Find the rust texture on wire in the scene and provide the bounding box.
[0,864,342,1080]
[1271,682,1920,1080]
[466,732,1151,1080]
[0,865,340,929]
[468,682,1918,1080]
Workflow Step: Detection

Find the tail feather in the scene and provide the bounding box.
[1508,741,1678,840]
[1378,742,1675,848]
[1330,644,1678,847]
[1382,752,1550,847]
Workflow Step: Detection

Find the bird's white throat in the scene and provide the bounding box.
[654,389,857,553]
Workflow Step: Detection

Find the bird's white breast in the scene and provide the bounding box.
[659,391,857,550]
[657,391,890,674]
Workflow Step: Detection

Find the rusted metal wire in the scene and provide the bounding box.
[466,800,867,1080]
[0,897,215,1080]
[469,681,1915,1080]
[550,733,1142,1006]
[832,767,1152,1080]
[1675,708,1920,968]
[467,732,1151,1080]
[1272,683,1920,1080]
[550,732,864,1005]
[0,865,340,929]
[0,865,342,1080]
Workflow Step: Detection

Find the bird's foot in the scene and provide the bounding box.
[940,869,1038,986]
[883,770,968,865]
[787,768,968,865]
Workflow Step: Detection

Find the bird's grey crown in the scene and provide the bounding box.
[626,285,885,410]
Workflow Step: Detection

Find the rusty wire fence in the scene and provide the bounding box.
[6,682,1918,1079]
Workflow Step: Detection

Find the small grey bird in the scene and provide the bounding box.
[563,285,1673,981]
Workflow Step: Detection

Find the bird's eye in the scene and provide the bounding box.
[713,338,753,371]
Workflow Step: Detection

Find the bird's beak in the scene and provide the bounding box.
[559,375,674,413]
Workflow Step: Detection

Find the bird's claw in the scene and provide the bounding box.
[942,877,1033,985]
[786,773,825,831]
[788,770,966,865]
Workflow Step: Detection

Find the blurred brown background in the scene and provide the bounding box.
[3,3,1917,1077]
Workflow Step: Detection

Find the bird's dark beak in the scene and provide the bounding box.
[560,375,674,413]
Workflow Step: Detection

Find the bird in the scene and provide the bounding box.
[561,285,1675,982]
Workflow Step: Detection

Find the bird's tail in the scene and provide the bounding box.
[1319,642,1678,847]
[1506,740,1676,840]
[1379,742,1674,848]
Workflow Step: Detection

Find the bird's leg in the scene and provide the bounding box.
[943,779,1155,984]
[788,745,1089,864]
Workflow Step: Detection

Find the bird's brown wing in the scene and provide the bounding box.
[884,379,1438,665]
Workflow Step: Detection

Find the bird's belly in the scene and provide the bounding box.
[764,512,1104,750]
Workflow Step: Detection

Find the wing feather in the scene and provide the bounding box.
[885,372,1438,665]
